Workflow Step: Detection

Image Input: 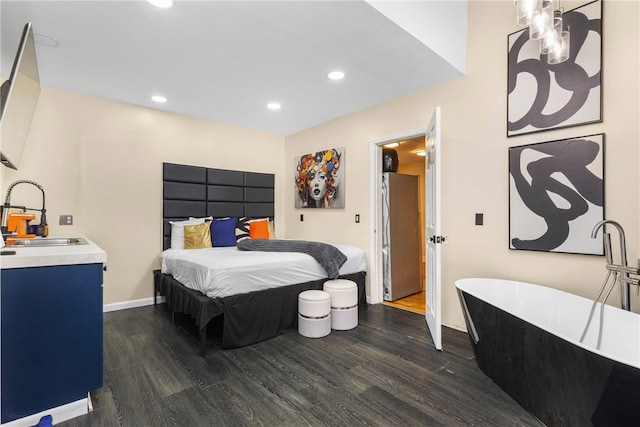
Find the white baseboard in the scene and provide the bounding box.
[1,396,89,427]
[103,296,165,313]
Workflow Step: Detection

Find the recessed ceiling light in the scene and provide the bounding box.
[147,0,173,8]
[151,95,167,103]
[384,142,399,148]
[328,71,345,80]
[415,149,427,157]
[267,102,281,110]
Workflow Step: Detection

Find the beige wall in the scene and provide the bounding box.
[2,1,638,327]
[1,87,285,305]
[285,1,640,329]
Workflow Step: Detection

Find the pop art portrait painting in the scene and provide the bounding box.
[295,147,344,209]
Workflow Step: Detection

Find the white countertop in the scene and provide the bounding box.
[0,236,107,269]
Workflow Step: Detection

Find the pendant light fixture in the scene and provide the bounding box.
[529,0,554,40]
[547,26,570,64]
[515,0,541,26]
[540,9,563,54]
[514,0,570,64]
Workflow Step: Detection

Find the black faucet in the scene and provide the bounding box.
[1,179,48,240]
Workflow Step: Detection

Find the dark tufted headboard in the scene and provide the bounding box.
[162,162,275,250]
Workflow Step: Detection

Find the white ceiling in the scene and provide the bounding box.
[1,1,467,136]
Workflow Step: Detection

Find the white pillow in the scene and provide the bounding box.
[189,216,213,221]
[170,218,207,249]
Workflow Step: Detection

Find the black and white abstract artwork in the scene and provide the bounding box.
[509,134,604,255]
[507,0,602,137]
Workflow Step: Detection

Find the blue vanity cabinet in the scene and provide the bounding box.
[1,262,103,424]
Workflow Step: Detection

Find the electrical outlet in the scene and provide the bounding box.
[59,215,73,225]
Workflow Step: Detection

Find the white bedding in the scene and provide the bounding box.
[161,243,367,299]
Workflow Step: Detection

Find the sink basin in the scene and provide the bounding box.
[7,237,88,247]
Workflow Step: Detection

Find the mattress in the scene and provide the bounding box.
[161,243,367,299]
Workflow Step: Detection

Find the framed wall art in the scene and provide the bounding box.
[295,147,344,209]
[507,0,602,137]
[509,134,604,255]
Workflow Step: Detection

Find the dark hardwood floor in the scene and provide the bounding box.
[59,303,540,427]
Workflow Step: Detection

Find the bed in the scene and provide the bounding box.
[156,162,367,356]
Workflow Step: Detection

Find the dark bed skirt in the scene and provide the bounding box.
[153,270,367,352]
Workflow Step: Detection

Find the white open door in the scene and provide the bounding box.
[425,106,442,350]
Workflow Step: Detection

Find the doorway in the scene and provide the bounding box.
[368,129,427,308]
[381,136,426,314]
[369,108,442,351]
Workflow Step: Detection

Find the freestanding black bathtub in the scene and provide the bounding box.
[456,278,640,426]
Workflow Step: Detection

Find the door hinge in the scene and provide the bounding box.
[429,235,446,244]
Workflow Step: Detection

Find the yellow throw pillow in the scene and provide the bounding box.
[183,221,212,249]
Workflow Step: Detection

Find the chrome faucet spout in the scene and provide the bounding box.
[591,219,627,266]
[591,219,632,310]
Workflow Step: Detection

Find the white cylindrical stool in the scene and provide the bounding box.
[323,279,358,330]
[298,290,331,338]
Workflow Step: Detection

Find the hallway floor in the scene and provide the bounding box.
[383,291,426,314]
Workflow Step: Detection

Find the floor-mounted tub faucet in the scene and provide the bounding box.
[590,220,639,311]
